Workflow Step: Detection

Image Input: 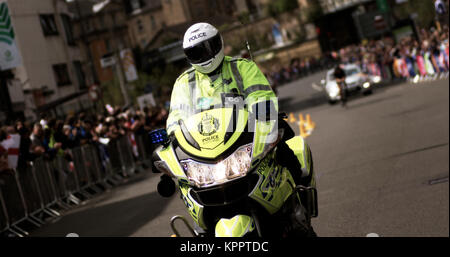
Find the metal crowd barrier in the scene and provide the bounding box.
[0,168,42,237]
[96,142,121,187]
[0,132,155,237]
[0,189,8,234]
[34,158,67,214]
[52,155,83,205]
[116,135,137,176]
[106,138,127,178]
[17,162,53,225]
[135,133,153,167]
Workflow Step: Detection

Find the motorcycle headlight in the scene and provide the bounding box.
[329,86,339,97]
[180,144,253,188]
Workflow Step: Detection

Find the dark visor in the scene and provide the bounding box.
[184,34,222,64]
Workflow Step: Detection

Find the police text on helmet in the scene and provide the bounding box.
[189,32,207,42]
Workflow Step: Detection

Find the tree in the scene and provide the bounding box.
[391,0,435,28]
[303,0,323,23]
[267,0,299,17]
[100,63,182,108]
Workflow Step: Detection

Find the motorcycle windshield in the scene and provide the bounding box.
[173,105,250,160]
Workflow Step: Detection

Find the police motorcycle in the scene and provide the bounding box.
[151,96,318,237]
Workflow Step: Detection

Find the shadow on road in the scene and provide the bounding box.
[112,172,157,189]
[316,142,449,179]
[346,94,401,110]
[279,94,329,113]
[31,191,173,237]
[386,142,449,159]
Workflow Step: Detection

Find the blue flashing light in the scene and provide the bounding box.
[149,129,168,144]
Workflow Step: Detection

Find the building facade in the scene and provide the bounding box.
[125,0,164,50]
[126,0,266,51]
[4,0,91,121]
[70,0,132,84]
[318,0,372,14]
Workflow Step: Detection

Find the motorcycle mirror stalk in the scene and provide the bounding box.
[157,174,176,198]
[170,215,199,237]
[295,185,319,218]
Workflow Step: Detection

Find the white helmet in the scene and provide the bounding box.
[183,23,224,74]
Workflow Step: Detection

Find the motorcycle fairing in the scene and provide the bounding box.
[285,136,316,187]
[215,215,255,237]
[179,181,207,229]
[174,108,248,159]
[156,144,187,180]
[173,149,298,230]
[248,151,296,214]
[251,119,279,162]
[155,107,314,234]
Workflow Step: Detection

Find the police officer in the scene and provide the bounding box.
[166,22,311,187]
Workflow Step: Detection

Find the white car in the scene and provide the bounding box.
[322,64,379,104]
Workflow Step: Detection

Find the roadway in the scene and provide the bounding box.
[30,72,449,237]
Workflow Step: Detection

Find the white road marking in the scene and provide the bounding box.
[311,83,323,92]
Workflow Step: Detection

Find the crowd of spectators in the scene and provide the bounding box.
[333,26,449,81]
[265,55,336,91]
[0,104,168,172]
[266,26,449,90]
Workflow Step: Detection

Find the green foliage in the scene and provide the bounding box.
[218,23,232,31]
[305,1,323,23]
[237,12,251,24]
[227,29,273,56]
[161,37,180,46]
[392,0,435,28]
[292,27,306,44]
[267,0,299,17]
[128,72,152,103]
[101,76,124,107]
[130,64,183,103]
[100,64,183,107]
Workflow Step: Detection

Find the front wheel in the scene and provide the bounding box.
[363,89,373,96]
[289,221,317,237]
[337,82,347,106]
[306,226,317,237]
[286,218,317,237]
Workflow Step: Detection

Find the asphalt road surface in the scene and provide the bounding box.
[31,73,449,237]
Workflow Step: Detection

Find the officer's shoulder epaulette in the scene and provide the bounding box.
[229,57,251,63]
[176,67,195,82]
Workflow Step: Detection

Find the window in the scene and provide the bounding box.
[246,0,258,14]
[105,38,112,52]
[52,64,71,87]
[73,61,86,89]
[137,19,144,32]
[99,15,106,30]
[39,14,58,36]
[131,0,141,10]
[61,14,75,46]
[84,19,94,33]
[150,15,156,28]
[345,68,360,76]
[116,38,125,50]
[210,0,218,10]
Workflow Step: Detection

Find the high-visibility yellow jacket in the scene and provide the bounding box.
[167,56,278,134]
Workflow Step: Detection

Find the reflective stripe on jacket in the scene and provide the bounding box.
[167,56,277,134]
